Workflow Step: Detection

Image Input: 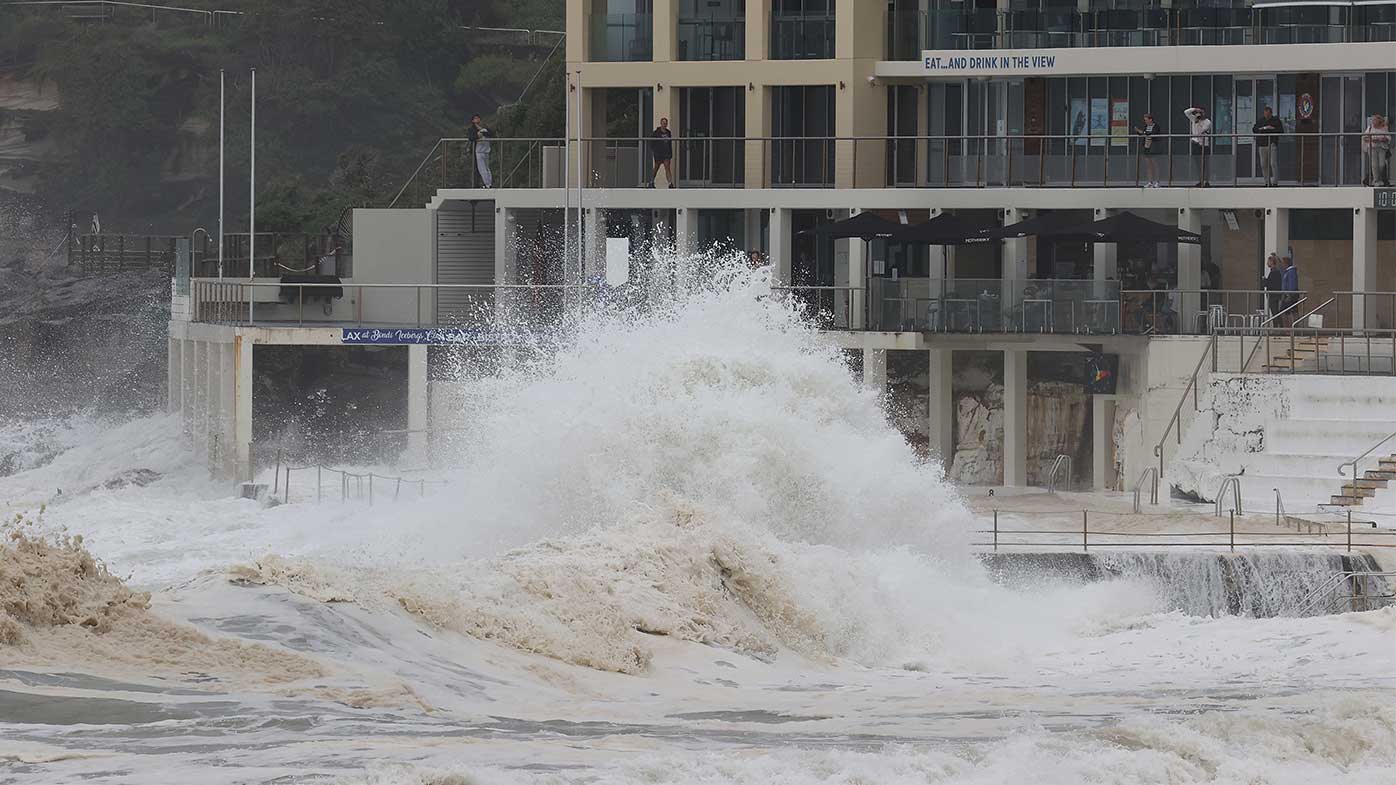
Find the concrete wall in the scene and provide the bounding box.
[1114,335,1215,494]
[352,208,435,326]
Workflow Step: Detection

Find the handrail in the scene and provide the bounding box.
[1153,333,1215,480]
[1339,430,1396,478]
[1215,475,1242,517]
[1240,295,1307,372]
[387,138,444,208]
[1296,570,1396,616]
[1133,467,1159,513]
[1296,297,1334,326]
[1272,487,1287,529]
[1046,454,1072,494]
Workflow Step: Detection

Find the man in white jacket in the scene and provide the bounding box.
[1184,107,1212,187]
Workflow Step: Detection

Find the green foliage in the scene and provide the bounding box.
[0,0,567,232]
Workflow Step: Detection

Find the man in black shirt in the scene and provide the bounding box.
[1253,107,1283,186]
[649,117,674,188]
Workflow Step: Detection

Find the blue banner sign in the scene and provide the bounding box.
[921,52,1059,74]
[341,327,510,345]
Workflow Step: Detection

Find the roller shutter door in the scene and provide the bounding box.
[435,204,494,324]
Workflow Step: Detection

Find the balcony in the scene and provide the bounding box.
[589,13,653,62]
[677,15,745,60]
[770,12,834,59]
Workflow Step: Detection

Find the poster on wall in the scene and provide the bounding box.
[1110,99,1129,147]
[1090,97,1108,147]
[1236,96,1255,143]
[1071,98,1088,146]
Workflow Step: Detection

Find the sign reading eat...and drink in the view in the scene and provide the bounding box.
[341,328,523,345]
[921,51,1059,75]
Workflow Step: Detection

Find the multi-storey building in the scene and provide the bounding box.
[175,0,1396,504]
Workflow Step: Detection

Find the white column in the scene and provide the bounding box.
[1177,208,1202,334]
[674,207,699,258]
[1263,206,1290,262]
[1092,396,1116,491]
[1092,207,1117,287]
[1353,207,1378,331]
[193,340,208,450]
[1001,207,1028,328]
[769,208,792,285]
[583,207,606,279]
[839,209,867,330]
[181,339,196,433]
[927,207,955,280]
[1002,349,1028,487]
[233,335,254,482]
[407,344,429,460]
[217,342,235,478]
[207,341,222,461]
[495,206,517,323]
[928,347,954,474]
[168,337,183,413]
[862,347,887,394]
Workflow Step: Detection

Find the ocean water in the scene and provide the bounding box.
[1,256,1393,784]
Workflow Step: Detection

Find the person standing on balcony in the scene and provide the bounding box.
[649,117,674,188]
[1184,107,1212,187]
[1134,113,1160,188]
[1362,113,1391,187]
[468,114,494,188]
[1252,106,1284,187]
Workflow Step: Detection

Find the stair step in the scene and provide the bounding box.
[1350,478,1388,489]
[1363,470,1396,481]
[1330,495,1364,506]
[1340,485,1377,497]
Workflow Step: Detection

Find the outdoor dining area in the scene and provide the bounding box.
[804,209,1203,335]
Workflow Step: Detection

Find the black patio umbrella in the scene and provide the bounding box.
[802,211,902,241]
[892,213,997,245]
[977,211,1082,241]
[1047,211,1202,245]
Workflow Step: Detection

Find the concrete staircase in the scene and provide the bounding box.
[1262,337,1396,375]
[1330,455,1396,507]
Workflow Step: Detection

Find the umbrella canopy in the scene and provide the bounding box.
[977,211,1082,241]
[802,212,902,241]
[1048,211,1202,245]
[892,213,997,245]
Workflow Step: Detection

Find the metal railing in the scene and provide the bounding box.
[885,6,1396,57]
[769,286,865,331]
[1216,475,1243,517]
[1153,334,1216,479]
[188,280,593,331]
[273,461,449,505]
[1133,467,1159,513]
[978,507,1396,554]
[1338,430,1396,479]
[1045,454,1072,494]
[387,130,1383,202]
[1296,570,1396,616]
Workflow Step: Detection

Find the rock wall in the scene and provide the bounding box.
[947,381,1092,487]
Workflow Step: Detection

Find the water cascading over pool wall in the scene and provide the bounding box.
[978,550,1386,617]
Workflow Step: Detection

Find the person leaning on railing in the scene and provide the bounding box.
[1184,107,1212,187]
[1362,113,1392,187]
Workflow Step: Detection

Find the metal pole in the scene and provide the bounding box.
[284,466,291,501]
[369,474,374,506]
[218,69,225,279]
[273,449,281,494]
[993,509,998,551]
[1229,510,1235,552]
[250,67,256,280]
[575,69,584,284]
[1347,510,1352,552]
[395,477,402,501]
[1082,509,1088,552]
[316,465,322,503]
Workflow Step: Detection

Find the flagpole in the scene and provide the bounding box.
[249,67,256,280]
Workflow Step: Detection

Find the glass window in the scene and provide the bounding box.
[771,0,835,59]
[678,0,745,61]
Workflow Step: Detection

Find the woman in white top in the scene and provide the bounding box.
[1362,114,1391,187]
[1183,107,1212,187]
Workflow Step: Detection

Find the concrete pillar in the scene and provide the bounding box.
[192,339,208,449]
[207,340,222,456]
[407,344,429,460]
[1263,206,1290,262]
[745,84,770,188]
[1353,207,1378,331]
[1092,396,1117,491]
[653,0,678,62]
[927,347,954,474]
[495,206,517,323]
[1092,207,1117,287]
[216,342,235,478]
[862,347,887,394]
[1000,208,1028,327]
[769,208,792,285]
[583,207,607,279]
[746,0,770,61]
[181,339,195,433]
[168,337,182,413]
[927,208,955,281]
[847,236,867,330]
[674,207,699,258]
[1177,208,1202,333]
[1002,349,1028,487]
[565,0,589,63]
[233,335,254,482]
[915,85,930,187]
